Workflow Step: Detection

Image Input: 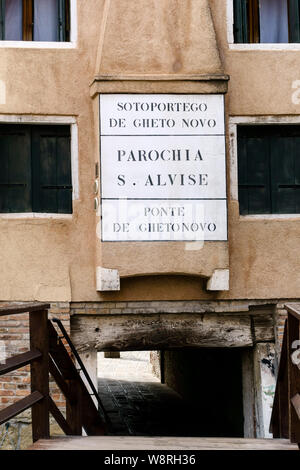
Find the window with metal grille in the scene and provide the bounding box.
[234,0,300,43]
[0,0,70,42]
[237,125,300,215]
[0,124,72,214]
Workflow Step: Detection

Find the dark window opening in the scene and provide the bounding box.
[0,0,70,42]
[234,0,300,43]
[237,125,300,215]
[0,124,72,214]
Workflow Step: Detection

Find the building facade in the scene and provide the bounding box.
[1,0,300,440]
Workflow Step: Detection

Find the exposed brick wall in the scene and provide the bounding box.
[0,302,71,411]
[274,303,289,356]
[70,299,279,315]
[0,312,30,410]
[0,299,295,412]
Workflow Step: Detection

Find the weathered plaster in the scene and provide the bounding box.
[0,0,300,302]
[96,0,223,76]
[207,269,229,291]
[253,343,276,438]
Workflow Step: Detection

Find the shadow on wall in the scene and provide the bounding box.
[162,348,244,437]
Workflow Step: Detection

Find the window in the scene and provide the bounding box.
[0,0,70,41]
[234,0,300,43]
[0,124,72,214]
[237,125,300,215]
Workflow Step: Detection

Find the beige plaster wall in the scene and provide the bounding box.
[0,0,299,303]
[211,0,300,300]
[97,0,223,75]
[0,1,105,302]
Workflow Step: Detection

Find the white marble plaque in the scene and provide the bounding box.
[99,94,227,242]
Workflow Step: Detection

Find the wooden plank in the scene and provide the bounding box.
[278,321,288,381]
[30,310,50,442]
[0,302,50,317]
[270,322,289,438]
[71,314,254,352]
[0,391,43,425]
[49,356,74,404]
[279,358,290,439]
[28,436,299,451]
[48,397,73,435]
[285,304,300,322]
[287,314,300,443]
[0,349,42,375]
[252,314,275,342]
[66,379,82,435]
[291,394,300,421]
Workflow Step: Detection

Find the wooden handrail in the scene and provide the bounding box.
[270,304,300,447]
[0,302,50,317]
[0,302,106,443]
[52,318,107,420]
[47,320,106,436]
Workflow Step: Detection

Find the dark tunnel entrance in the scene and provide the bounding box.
[97,348,245,437]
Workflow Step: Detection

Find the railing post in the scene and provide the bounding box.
[287,313,300,444]
[29,309,50,442]
[66,380,82,435]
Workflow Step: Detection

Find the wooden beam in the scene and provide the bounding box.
[0,391,43,425]
[71,313,255,351]
[30,309,50,441]
[291,394,300,421]
[0,302,50,317]
[0,349,42,375]
[49,356,74,404]
[285,304,300,322]
[49,397,73,435]
[27,436,299,451]
[252,314,275,342]
[66,379,82,435]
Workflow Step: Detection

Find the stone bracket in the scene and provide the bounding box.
[96,267,120,292]
[207,269,229,291]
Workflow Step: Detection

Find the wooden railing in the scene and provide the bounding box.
[270,304,300,447]
[0,303,106,442]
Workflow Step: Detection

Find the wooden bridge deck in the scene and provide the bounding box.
[29,436,298,450]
